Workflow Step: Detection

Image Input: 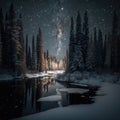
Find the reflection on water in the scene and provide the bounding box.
[0,77,97,119]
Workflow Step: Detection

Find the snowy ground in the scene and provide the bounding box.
[25,70,64,78]
[55,71,120,86]
[25,73,49,78]
[15,82,120,120]
[1,70,120,120]
[0,70,65,80]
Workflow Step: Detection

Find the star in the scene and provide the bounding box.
[61,7,64,11]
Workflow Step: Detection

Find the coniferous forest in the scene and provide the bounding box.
[67,10,120,73]
[0,4,65,76]
[0,0,120,120]
[0,4,120,75]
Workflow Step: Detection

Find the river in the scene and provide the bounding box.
[0,74,97,119]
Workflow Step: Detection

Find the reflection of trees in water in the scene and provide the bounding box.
[36,78,42,112]
[24,78,51,113]
[0,80,25,119]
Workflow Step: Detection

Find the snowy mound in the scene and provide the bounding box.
[26,73,48,78]
[58,88,89,94]
[47,70,64,74]
[37,95,62,102]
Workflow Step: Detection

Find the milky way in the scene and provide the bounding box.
[0,0,120,59]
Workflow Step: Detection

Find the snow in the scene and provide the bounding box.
[47,70,65,74]
[25,73,48,78]
[58,88,89,94]
[37,95,62,102]
[25,70,64,79]
[56,71,120,86]
[15,83,120,120]
[0,70,64,80]
[0,74,14,80]
[37,88,88,103]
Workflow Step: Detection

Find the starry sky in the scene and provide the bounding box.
[0,0,120,59]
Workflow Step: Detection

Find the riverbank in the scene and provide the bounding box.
[15,82,120,120]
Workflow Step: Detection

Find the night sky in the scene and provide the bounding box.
[0,0,120,59]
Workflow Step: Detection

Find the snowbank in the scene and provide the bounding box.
[25,70,64,79]
[47,70,65,74]
[56,71,120,86]
[25,73,48,78]
[15,83,120,120]
[37,95,62,102]
[58,88,89,94]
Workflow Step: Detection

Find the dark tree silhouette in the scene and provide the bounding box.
[68,17,75,72]
[83,10,89,68]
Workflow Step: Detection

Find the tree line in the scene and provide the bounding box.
[66,10,120,73]
[0,4,65,75]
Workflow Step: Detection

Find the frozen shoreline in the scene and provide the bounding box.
[15,82,120,120]
[55,71,120,86]
[0,70,65,80]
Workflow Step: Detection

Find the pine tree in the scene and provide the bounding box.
[46,49,50,70]
[97,29,104,69]
[111,10,119,71]
[7,3,16,70]
[75,11,82,46]
[36,28,44,72]
[8,14,26,75]
[0,8,4,44]
[0,8,4,68]
[65,49,69,72]
[44,51,47,72]
[83,10,89,68]
[93,27,97,69]
[105,33,112,69]
[86,35,95,71]
[0,29,2,68]
[3,13,9,68]
[103,34,107,68]
[75,11,84,71]
[17,14,26,74]
[68,17,75,72]
[28,46,32,70]
[76,11,81,37]
[32,35,37,72]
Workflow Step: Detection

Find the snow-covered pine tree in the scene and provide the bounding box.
[5,4,19,72]
[111,10,119,71]
[105,33,112,69]
[10,17,22,75]
[103,34,107,68]
[74,38,84,71]
[7,3,16,70]
[83,10,89,69]
[17,14,26,74]
[93,27,97,69]
[97,29,104,69]
[86,35,95,71]
[74,11,84,71]
[68,17,75,72]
